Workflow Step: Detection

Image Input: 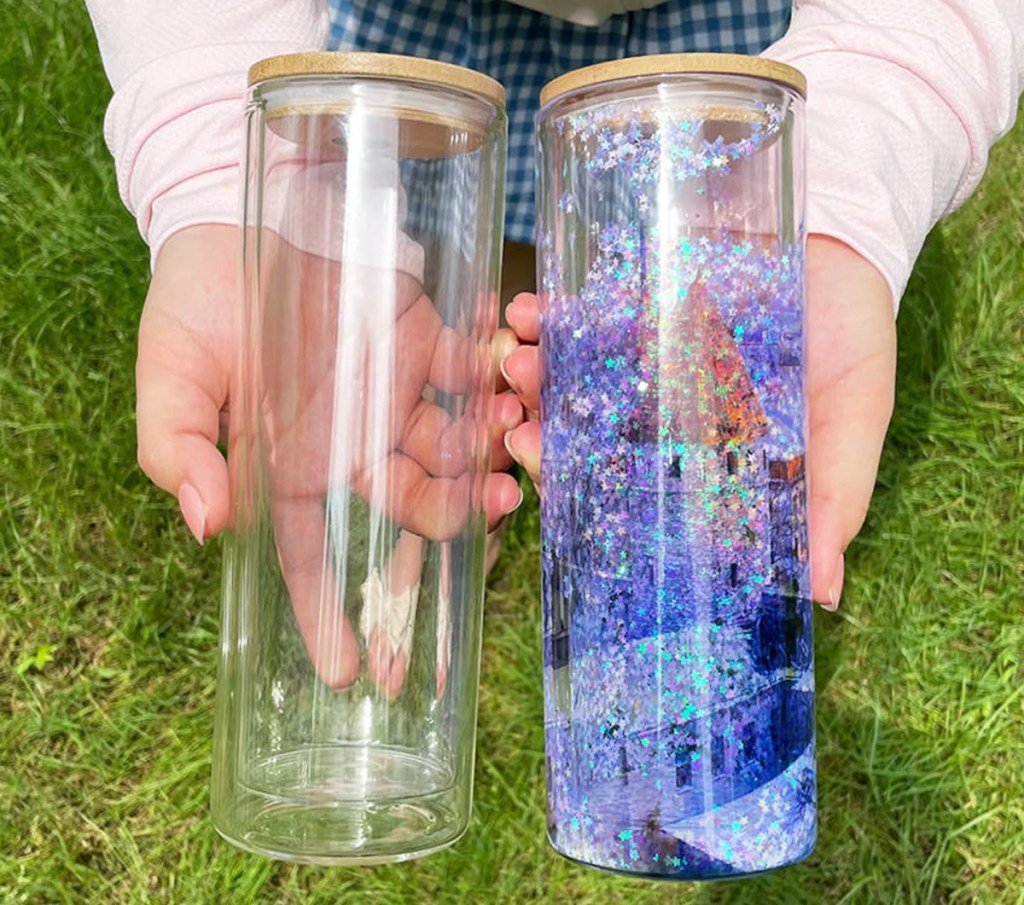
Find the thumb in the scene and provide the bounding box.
[135,227,237,543]
[136,314,230,543]
[805,236,897,608]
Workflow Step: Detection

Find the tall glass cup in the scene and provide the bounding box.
[535,55,813,878]
[212,52,506,865]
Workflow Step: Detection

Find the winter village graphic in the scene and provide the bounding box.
[540,104,815,877]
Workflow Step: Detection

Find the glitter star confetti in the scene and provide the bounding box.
[539,94,814,878]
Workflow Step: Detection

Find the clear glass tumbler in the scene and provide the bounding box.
[535,54,813,878]
[212,52,506,865]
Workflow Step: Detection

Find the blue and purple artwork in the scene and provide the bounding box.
[539,107,814,879]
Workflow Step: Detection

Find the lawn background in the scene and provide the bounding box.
[2,3,1022,903]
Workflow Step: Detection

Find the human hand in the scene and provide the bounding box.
[136,223,523,686]
[500,234,896,609]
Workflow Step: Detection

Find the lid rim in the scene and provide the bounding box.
[538,53,806,108]
[248,52,506,109]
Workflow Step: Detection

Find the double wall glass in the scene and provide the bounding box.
[213,52,506,865]
[536,54,813,878]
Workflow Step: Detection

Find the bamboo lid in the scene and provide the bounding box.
[249,52,505,110]
[539,53,806,108]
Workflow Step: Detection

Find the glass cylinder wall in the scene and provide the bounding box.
[212,53,506,865]
[536,55,813,879]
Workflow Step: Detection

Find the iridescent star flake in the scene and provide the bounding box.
[572,102,783,186]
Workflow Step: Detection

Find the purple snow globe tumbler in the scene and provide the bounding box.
[535,54,813,879]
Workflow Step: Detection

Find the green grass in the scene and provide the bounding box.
[2,3,1023,903]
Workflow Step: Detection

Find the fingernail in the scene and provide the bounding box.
[508,484,524,513]
[824,554,845,611]
[492,330,517,362]
[503,429,519,462]
[499,358,521,394]
[498,391,522,427]
[178,481,207,546]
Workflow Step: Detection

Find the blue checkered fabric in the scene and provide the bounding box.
[327,0,792,244]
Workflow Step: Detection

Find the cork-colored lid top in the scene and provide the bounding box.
[539,53,806,108]
[249,51,506,110]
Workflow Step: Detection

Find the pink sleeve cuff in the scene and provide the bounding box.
[102,41,425,281]
[764,0,1024,314]
[103,45,288,266]
[86,0,428,278]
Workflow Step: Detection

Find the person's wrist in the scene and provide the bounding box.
[147,170,241,268]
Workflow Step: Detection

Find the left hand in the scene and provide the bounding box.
[498,235,897,609]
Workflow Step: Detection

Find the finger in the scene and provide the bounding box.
[364,530,424,699]
[136,315,230,543]
[399,398,471,477]
[398,390,522,477]
[427,322,478,395]
[492,328,518,393]
[490,391,524,471]
[504,420,541,488]
[352,455,469,539]
[506,292,541,343]
[805,235,896,608]
[353,456,522,538]
[485,472,524,532]
[395,292,476,397]
[272,493,362,688]
[367,627,409,701]
[808,370,893,607]
[500,344,541,416]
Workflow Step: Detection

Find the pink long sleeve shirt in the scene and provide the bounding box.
[86,0,1024,311]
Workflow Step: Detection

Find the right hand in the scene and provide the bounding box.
[136,224,523,685]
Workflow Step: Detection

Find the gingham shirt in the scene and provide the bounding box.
[327,0,791,244]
